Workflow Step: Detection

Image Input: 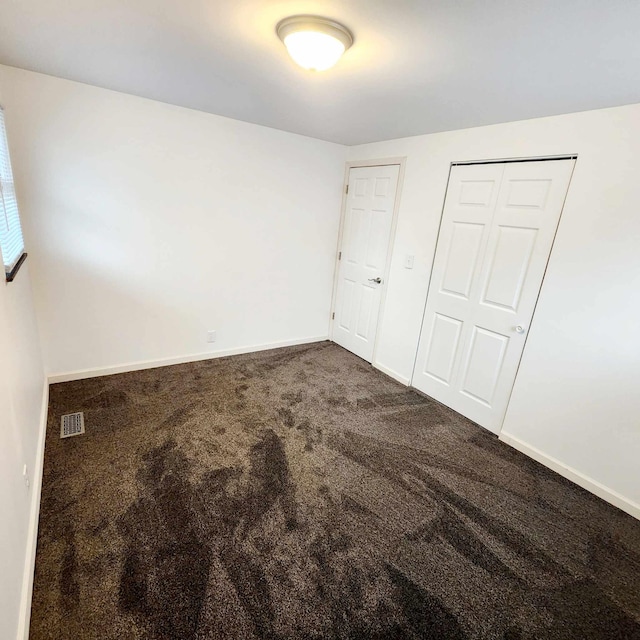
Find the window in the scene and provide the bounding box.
[0,107,26,282]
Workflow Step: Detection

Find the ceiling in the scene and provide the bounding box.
[1,0,639,145]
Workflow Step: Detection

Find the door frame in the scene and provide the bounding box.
[409,153,578,433]
[329,157,407,366]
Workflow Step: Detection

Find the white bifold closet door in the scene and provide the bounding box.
[412,159,574,433]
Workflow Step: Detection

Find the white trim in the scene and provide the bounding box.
[47,336,328,383]
[500,431,640,521]
[373,362,410,386]
[329,157,407,364]
[17,380,49,640]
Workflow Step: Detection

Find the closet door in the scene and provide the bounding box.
[412,159,574,433]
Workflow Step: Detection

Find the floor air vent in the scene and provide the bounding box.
[61,412,85,438]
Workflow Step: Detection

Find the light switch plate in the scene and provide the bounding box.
[404,254,415,269]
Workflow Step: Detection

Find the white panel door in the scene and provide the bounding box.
[413,159,574,433]
[332,164,400,362]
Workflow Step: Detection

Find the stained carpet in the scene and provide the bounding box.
[31,341,640,639]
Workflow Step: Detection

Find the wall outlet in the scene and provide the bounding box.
[207,330,217,343]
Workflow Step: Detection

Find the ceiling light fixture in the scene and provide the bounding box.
[276,15,353,72]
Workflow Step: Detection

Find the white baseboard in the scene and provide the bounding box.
[500,431,640,521]
[373,362,410,386]
[47,336,329,383]
[17,380,49,640]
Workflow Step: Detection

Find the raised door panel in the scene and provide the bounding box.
[345,207,366,266]
[504,178,552,209]
[374,176,391,198]
[366,208,393,271]
[458,179,497,207]
[355,284,375,340]
[481,226,538,313]
[459,326,510,407]
[440,222,486,299]
[354,177,368,197]
[337,279,356,333]
[422,314,463,385]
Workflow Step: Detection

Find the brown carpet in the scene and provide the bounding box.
[31,341,640,639]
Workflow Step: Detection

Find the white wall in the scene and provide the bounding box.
[0,65,346,377]
[0,82,47,638]
[348,104,640,514]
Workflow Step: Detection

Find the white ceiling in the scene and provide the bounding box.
[1,0,639,145]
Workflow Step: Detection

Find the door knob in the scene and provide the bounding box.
[515,325,525,334]
[368,277,382,284]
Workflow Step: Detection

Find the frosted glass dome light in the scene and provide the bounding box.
[276,16,353,72]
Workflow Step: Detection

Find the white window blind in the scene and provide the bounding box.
[0,107,25,275]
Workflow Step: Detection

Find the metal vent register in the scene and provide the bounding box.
[60,412,85,438]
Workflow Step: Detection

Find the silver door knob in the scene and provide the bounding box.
[515,325,525,334]
[368,277,382,284]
